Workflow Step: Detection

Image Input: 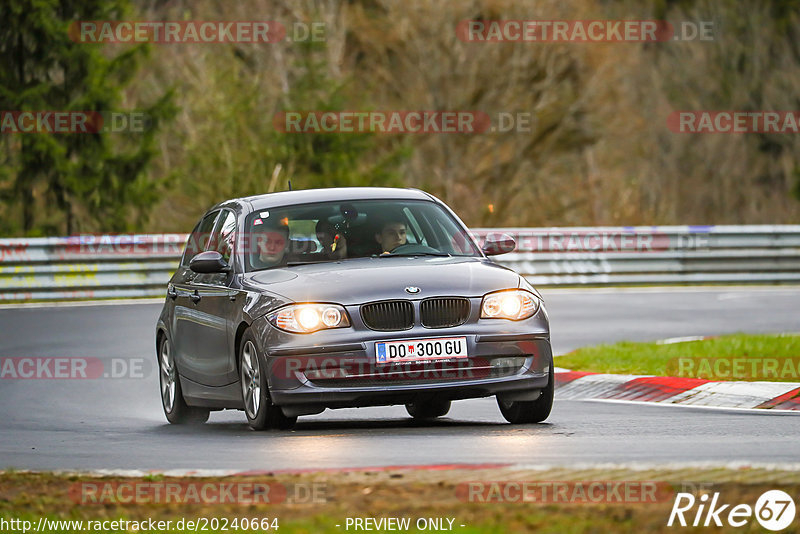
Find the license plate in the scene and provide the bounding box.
[375,337,468,364]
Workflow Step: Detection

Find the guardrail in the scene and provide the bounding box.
[474,225,800,286]
[1,226,799,301]
[0,235,185,301]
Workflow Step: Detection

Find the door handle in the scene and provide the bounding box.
[167,287,178,300]
[191,291,201,303]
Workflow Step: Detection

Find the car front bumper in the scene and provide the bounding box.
[252,304,552,415]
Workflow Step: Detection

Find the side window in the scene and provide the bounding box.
[212,210,237,264]
[181,211,219,266]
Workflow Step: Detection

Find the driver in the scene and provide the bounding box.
[251,222,289,269]
[375,216,407,254]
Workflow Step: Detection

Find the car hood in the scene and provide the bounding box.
[242,256,521,305]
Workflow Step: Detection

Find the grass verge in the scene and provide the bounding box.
[556,333,800,381]
[2,468,799,533]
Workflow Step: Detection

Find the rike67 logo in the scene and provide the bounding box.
[668,490,796,531]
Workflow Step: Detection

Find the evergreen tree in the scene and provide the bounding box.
[0,0,175,235]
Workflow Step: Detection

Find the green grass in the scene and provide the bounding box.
[557,333,800,381]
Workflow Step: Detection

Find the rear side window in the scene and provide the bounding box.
[181,211,219,266]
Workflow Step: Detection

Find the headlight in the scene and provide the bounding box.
[480,290,539,321]
[268,303,351,334]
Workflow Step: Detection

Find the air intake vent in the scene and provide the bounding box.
[360,300,414,331]
[420,298,470,328]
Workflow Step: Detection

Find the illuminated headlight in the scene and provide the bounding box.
[480,290,539,321]
[268,304,351,334]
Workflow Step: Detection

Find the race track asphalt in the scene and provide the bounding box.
[1,287,797,471]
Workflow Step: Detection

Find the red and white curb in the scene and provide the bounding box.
[554,370,800,411]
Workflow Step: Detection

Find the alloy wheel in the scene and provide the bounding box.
[241,340,261,418]
[159,339,176,413]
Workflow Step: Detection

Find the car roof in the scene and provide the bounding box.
[228,187,435,213]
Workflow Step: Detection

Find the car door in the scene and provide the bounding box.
[171,210,220,384]
[178,209,239,386]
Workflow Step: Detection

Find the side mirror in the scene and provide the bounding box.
[482,233,516,256]
[189,251,232,274]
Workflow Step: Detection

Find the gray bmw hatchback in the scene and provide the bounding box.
[156,187,553,429]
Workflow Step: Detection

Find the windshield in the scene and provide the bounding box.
[243,199,481,271]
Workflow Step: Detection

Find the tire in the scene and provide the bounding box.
[497,360,554,424]
[158,334,210,424]
[239,329,297,431]
[406,399,451,419]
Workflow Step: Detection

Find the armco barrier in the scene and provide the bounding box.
[474,225,800,286]
[0,226,799,301]
[0,235,185,301]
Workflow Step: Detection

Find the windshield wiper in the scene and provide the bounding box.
[377,252,452,258]
[286,260,332,266]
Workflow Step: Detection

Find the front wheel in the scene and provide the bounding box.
[158,334,209,424]
[497,361,554,424]
[240,329,296,431]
